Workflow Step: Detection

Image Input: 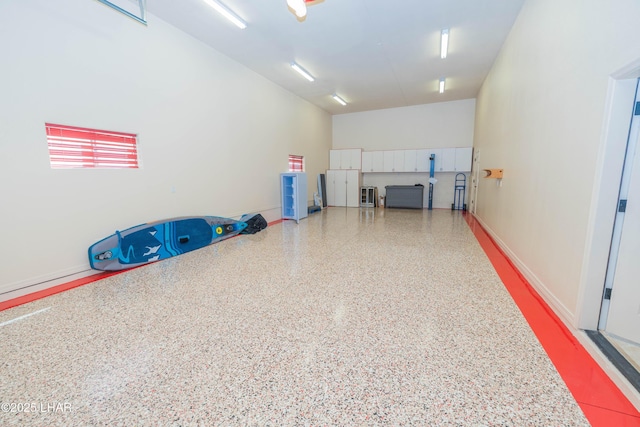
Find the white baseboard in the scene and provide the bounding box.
[472,215,576,325]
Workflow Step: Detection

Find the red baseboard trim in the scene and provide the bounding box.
[464,213,640,425]
[0,271,121,312]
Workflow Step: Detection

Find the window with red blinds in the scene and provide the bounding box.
[288,155,304,172]
[46,123,139,169]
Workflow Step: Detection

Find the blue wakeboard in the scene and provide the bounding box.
[88,216,247,271]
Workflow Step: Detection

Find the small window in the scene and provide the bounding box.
[288,155,304,172]
[46,123,139,169]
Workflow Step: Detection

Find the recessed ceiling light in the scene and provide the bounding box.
[332,94,347,106]
[439,78,446,93]
[290,62,315,82]
[202,0,247,29]
[440,28,449,59]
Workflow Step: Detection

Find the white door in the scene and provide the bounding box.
[326,170,337,206]
[346,169,360,207]
[454,147,473,172]
[334,170,347,206]
[329,151,341,170]
[341,150,352,169]
[440,148,455,172]
[393,151,405,172]
[416,149,430,172]
[372,151,385,172]
[383,151,394,172]
[361,152,373,172]
[603,85,640,344]
[404,150,417,172]
[349,149,362,170]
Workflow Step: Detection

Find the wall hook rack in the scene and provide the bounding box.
[483,169,503,179]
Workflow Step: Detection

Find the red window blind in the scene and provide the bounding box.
[288,154,304,172]
[46,123,139,169]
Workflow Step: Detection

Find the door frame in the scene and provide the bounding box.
[598,79,640,332]
[469,148,480,215]
[575,60,640,330]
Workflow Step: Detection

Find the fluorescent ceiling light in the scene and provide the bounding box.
[332,94,347,106]
[440,28,449,59]
[439,78,446,93]
[202,0,247,29]
[287,0,307,18]
[290,62,315,82]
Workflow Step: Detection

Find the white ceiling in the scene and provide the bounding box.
[146,0,525,115]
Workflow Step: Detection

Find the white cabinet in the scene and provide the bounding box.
[361,151,372,172]
[426,148,442,172]
[425,147,472,172]
[393,151,405,172]
[416,149,430,172]
[326,170,337,206]
[326,169,360,207]
[372,151,384,172]
[329,149,362,170]
[383,151,394,172]
[329,150,341,170]
[383,150,404,172]
[346,170,360,207]
[440,148,456,172]
[454,147,473,172]
[348,149,362,170]
[403,150,417,172]
[403,149,431,172]
[361,151,385,173]
[358,147,471,173]
[333,170,347,206]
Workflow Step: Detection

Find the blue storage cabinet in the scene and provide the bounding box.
[280,173,308,223]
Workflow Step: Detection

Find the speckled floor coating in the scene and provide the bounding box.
[0,208,589,426]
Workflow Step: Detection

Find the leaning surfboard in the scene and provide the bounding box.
[88,216,247,271]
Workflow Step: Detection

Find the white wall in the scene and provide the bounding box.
[333,100,476,150]
[0,0,332,298]
[473,0,640,325]
[332,99,476,208]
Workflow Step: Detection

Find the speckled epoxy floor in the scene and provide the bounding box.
[0,208,589,426]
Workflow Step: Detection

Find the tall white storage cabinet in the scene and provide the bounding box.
[326,169,360,207]
[280,173,308,223]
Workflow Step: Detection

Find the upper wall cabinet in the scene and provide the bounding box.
[453,147,473,172]
[403,150,417,172]
[404,149,431,172]
[360,147,473,173]
[425,149,442,172]
[383,150,405,172]
[424,148,472,172]
[361,151,384,172]
[440,149,456,172]
[329,149,362,170]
